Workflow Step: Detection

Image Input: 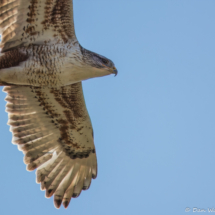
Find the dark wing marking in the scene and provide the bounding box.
[0,47,28,69]
[3,82,97,208]
[0,0,77,52]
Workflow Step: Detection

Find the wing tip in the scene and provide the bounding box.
[54,199,62,209]
[62,200,70,209]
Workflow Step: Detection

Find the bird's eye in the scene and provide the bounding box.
[101,58,108,65]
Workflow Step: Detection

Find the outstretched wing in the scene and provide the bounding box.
[0,0,77,52]
[3,82,97,209]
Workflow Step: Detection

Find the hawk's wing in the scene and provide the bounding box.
[0,0,77,52]
[3,82,97,209]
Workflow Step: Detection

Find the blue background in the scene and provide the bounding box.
[0,1,215,214]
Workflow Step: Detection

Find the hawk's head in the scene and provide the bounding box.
[80,45,118,77]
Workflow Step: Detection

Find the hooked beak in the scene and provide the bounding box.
[112,67,118,77]
[102,64,118,76]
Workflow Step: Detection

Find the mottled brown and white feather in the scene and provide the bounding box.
[3,82,97,208]
[0,0,77,52]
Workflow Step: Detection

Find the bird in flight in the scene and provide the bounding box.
[0,0,117,209]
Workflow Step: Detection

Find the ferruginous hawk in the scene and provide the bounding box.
[0,0,117,209]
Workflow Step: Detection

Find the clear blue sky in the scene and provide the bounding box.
[0,1,215,215]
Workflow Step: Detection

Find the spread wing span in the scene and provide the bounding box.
[0,0,76,52]
[3,82,97,208]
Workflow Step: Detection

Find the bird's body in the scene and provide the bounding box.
[0,43,112,86]
[0,0,117,208]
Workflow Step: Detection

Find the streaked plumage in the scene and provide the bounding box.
[0,0,117,209]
